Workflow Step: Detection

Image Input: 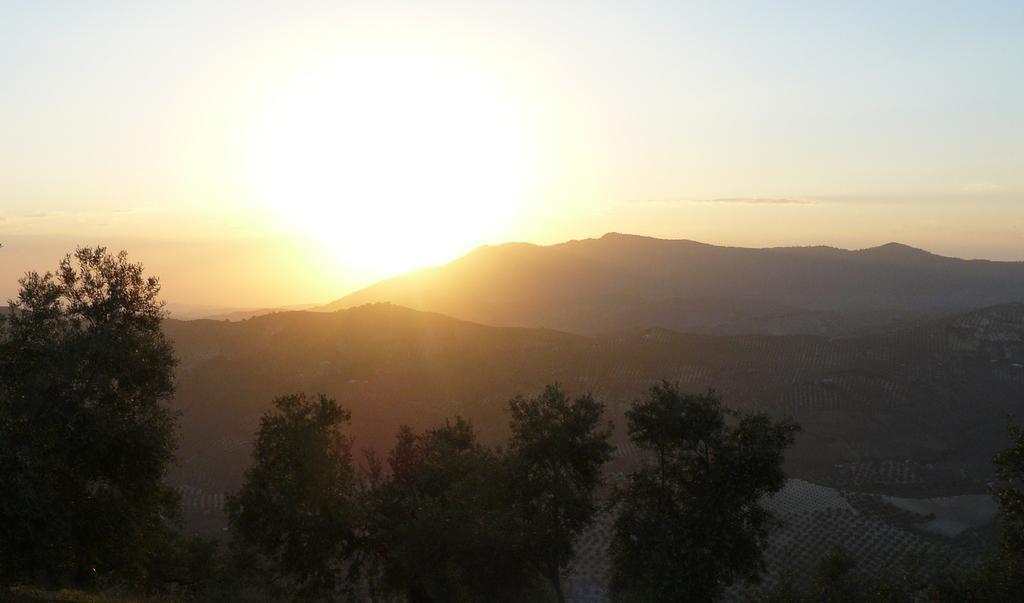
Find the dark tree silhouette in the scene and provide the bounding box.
[957,422,1024,597]
[610,382,799,602]
[506,384,614,602]
[370,418,532,603]
[226,393,364,600]
[0,247,178,586]
[994,424,1024,555]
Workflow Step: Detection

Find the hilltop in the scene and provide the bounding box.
[318,234,1024,336]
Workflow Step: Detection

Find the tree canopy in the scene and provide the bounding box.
[0,247,179,586]
[368,417,533,602]
[226,393,364,600]
[228,385,617,602]
[610,382,799,602]
[506,384,614,602]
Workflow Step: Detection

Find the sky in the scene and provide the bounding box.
[1,1,1022,310]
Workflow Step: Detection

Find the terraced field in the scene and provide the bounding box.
[562,479,996,602]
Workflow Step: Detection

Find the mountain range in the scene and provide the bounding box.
[158,234,1024,551]
[319,234,1024,336]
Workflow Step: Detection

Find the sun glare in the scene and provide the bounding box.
[248,54,533,277]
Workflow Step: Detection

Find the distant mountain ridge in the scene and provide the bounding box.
[200,304,319,322]
[318,233,1024,335]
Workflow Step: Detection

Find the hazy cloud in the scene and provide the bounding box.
[6,207,162,222]
[624,197,815,206]
[702,197,815,205]
[625,192,1020,207]
[814,192,1019,205]
[0,207,170,236]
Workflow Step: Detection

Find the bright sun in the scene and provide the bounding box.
[248,54,533,277]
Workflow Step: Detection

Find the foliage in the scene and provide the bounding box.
[0,247,179,587]
[935,422,1024,600]
[505,384,614,602]
[4,585,180,602]
[226,385,615,602]
[369,418,535,602]
[760,547,943,602]
[225,393,363,600]
[806,547,867,602]
[141,534,232,599]
[993,423,1024,555]
[609,381,799,602]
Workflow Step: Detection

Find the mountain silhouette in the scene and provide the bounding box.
[319,233,1024,335]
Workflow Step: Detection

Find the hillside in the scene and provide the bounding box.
[319,234,1024,335]
[163,303,1024,534]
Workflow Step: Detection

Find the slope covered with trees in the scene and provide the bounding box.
[164,301,1024,506]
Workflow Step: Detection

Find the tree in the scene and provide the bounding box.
[0,247,179,586]
[370,418,533,602]
[506,384,614,602]
[609,382,799,602]
[994,423,1024,555]
[226,393,364,600]
[955,421,1024,598]
[759,546,944,602]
